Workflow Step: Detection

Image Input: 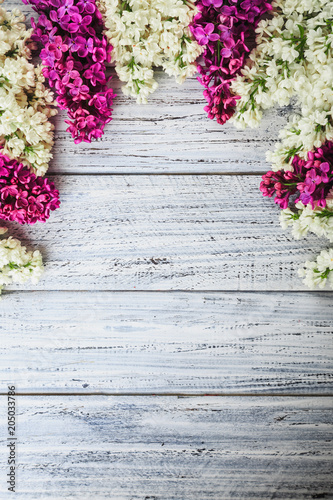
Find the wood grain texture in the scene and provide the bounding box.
[1,291,333,394]
[3,175,330,291]
[0,396,332,499]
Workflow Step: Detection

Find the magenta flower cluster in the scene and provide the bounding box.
[260,142,333,210]
[23,0,115,144]
[0,154,60,225]
[191,0,272,124]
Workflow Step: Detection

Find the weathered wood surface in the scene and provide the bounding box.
[0,396,332,499]
[49,75,288,175]
[1,292,332,394]
[3,175,329,292]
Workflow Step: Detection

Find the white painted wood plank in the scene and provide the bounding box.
[5,0,291,174]
[51,92,279,175]
[1,291,332,394]
[2,175,330,291]
[0,396,332,498]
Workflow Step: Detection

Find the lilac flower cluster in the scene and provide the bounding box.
[260,142,333,210]
[23,0,115,144]
[0,154,60,224]
[191,0,272,124]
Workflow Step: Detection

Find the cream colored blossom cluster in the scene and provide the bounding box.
[230,0,333,170]
[298,247,333,289]
[0,0,57,176]
[0,227,44,296]
[99,0,203,103]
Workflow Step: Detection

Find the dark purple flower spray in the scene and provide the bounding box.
[191,0,272,124]
[23,0,115,143]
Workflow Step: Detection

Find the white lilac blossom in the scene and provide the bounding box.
[298,247,333,289]
[230,0,333,170]
[0,227,44,296]
[99,0,203,103]
[0,1,57,176]
[280,197,333,242]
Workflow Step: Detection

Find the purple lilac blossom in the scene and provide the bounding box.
[260,142,333,210]
[23,0,115,144]
[190,0,272,125]
[0,154,60,224]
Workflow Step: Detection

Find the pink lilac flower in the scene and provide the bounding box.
[260,142,333,209]
[23,0,115,144]
[193,23,220,45]
[191,0,272,125]
[0,154,60,224]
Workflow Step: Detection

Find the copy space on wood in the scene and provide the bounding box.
[0,396,332,499]
[1,291,332,394]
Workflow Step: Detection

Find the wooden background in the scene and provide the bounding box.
[0,1,333,497]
